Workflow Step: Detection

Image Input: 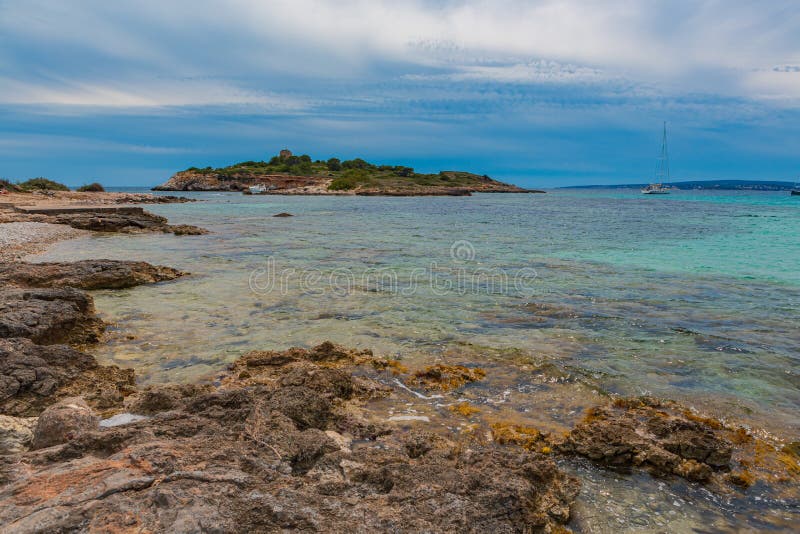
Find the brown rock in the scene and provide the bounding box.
[0,287,105,345]
[560,399,733,482]
[0,338,134,417]
[0,344,580,533]
[408,363,486,391]
[168,224,209,235]
[0,415,37,454]
[0,260,186,290]
[31,397,99,449]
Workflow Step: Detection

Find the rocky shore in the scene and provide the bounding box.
[0,210,797,532]
[0,190,193,207]
[154,169,541,195]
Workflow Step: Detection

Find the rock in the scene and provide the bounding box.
[0,260,186,290]
[0,415,36,454]
[0,287,105,345]
[560,399,733,482]
[0,343,580,533]
[273,212,293,217]
[269,386,333,430]
[0,338,135,417]
[647,415,732,468]
[167,224,209,235]
[126,383,212,415]
[4,206,208,235]
[407,363,486,391]
[31,397,99,449]
[53,209,170,232]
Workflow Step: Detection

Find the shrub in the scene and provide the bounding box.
[393,166,414,177]
[0,179,20,192]
[341,158,372,170]
[77,182,105,192]
[288,162,314,176]
[326,158,342,171]
[328,169,370,191]
[328,177,358,190]
[17,178,69,191]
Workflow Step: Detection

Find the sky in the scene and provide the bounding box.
[1,0,799,188]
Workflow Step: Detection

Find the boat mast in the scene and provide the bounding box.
[655,121,670,185]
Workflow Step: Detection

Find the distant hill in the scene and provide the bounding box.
[561,180,796,191]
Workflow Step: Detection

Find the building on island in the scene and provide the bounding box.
[279,149,293,159]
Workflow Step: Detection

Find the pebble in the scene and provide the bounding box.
[0,222,87,262]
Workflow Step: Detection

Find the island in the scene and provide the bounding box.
[153,150,541,195]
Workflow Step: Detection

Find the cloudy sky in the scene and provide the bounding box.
[1,0,799,187]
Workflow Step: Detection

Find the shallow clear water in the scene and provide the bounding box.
[35,190,800,441]
[32,189,800,531]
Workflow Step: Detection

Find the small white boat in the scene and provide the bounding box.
[642,122,673,195]
[642,183,671,194]
[247,185,268,194]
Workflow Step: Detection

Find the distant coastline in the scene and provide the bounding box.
[560,179,796,191]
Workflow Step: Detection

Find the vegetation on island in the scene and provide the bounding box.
[16,178,70,192]
[76,182,106,192]
[181,152,512,192]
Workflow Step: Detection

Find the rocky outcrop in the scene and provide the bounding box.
[559,398,733,482]
[0,338,134,417]
[0,260,186,290]
[3,207,208,236]
[0,288,105,345]
[0,343,579,533]
[153,170,248,191]
[53,210,208,235]
[30,397,99,450]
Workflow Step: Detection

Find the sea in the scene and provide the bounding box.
[34,188,800,532]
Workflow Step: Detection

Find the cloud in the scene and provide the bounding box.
[1,0,799,108]
[1,0,799,186]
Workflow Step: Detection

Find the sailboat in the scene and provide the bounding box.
[642,122,673,194]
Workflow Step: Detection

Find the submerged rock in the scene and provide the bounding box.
[0,287,105,345]
[168,224,209,235]
[0,260,186,290]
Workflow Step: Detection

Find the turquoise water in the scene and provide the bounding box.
[35,190,800,440]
